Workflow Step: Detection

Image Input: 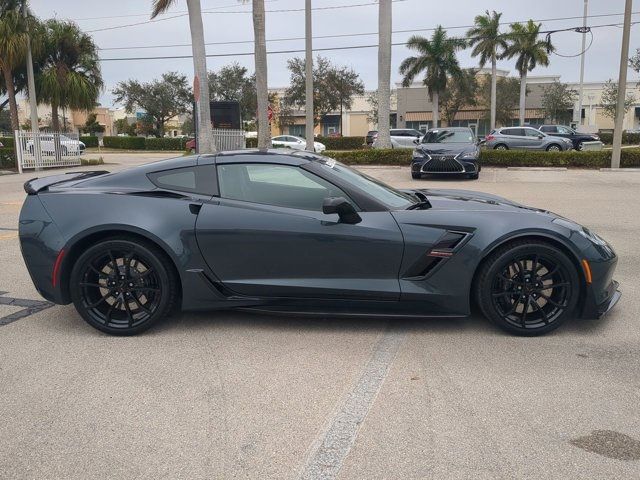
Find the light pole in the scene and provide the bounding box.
[304,0,314,151]
[611,0,633,169]
[575,0,588,129]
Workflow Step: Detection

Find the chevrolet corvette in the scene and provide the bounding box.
[19,150,620,336]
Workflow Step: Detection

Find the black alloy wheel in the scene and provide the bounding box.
[70,238,178,335]
[475,240,580,335]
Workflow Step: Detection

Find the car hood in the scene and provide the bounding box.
[405,188,555,215]
[415,143,477,155]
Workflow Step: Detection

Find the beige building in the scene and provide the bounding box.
[16,98,115,135]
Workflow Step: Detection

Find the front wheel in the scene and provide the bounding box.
[494,144,508,150]
[475,240,580,336]
[546,144,561,152]
[70,237,178,335]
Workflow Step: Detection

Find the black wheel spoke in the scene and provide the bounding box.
[139,268,155,278]
[539,265,559,281]
[520,297,530,327]
[539,293,566,308]
[106,298,121,322]
[539,282,569,290]
[86,294,109,308]
[531,299,549,324]
[132,296,152,315]
[131,286,160,293]
[124,299,134,327]
[108,250,118,274]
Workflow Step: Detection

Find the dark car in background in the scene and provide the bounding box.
[411,127,480,180]
[365,130,377,147]
[538,125,600,151]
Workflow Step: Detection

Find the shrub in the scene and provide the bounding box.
[597,131,640,145]
[0,147,16,169]
[146,137,187,150]
[103,136,146,150]
[80,136,99,148]
[0,136,15,148]
[246,137,258,148]
[81,157,105,166]
[324,148,640,168]
[316,136,365,150]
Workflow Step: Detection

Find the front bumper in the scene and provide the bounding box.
[412,156,479,175]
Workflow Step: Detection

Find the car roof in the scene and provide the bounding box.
[427,127,471,131]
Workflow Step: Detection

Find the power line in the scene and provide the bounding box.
[85,0,410,33]
[97,10,640,51]
[98,21,638,62]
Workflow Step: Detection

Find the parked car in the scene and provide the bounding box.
[411,127,480,180]
[485,127,573,151]
[25,134,85,156]
[271,135,326,153]
[19,151,620,336]
[538,125,600,151]
[372,128,423,149]
[365,130,377,147]
[186,137,196,152]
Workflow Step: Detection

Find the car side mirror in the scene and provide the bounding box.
[322,197,361,224]
[413,138,420,145]
[538,134,544,139]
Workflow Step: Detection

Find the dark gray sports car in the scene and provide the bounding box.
[19,150,620,336]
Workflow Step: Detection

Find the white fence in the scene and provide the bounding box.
[212,128,245,151]
[14,131,83,172]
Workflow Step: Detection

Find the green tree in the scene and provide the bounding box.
[283,56,364,127]
[81,112,105,135]
[479,75,522,127]
[601,79,635,121]
[113,117,135,136]
[326,65,364,134]
[0,108,11,131]
[399,26,466,128]
[181,115,194,135]
[541,81,577,124]
[112,72,191,137]
[0,0,31,131]
[467,10,507,130]
[502,20,554,125]
[208,63,256,122]
[152,0,215,152]
[440,69,478,125]
[36,19,103,131]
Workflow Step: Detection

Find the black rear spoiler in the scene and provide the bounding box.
[24,171,110,194]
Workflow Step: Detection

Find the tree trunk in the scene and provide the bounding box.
[376,0,392,148]
[490,53,497,130]
[253,0,271,149]
[304,0,314,151]
[187,0,216,153]
[1,64,20,132]
[519,71,527,125]
[51,100,60,131]
[432,91,439,128]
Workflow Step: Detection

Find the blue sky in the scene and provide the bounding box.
[32,0,640,107]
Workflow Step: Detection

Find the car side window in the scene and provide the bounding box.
[557,126,572,134]
[502,128,521,136]
[148,165,218,196]
[217,163,353,211]
[541,126,555,133]
[525,128,542,137]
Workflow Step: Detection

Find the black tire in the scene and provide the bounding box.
[576,141,584,151]
[70,237,178,335]
[474,240,580,336]
[494,144,508,150]
[411,172,422,179]
[546,144,561,152]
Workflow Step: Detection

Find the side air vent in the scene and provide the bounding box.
[403,231,471,280]
[433,231,467,250]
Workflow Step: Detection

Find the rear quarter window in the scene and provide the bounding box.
[148,165,218,196]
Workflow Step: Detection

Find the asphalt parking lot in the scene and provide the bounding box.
[1,153,639,479]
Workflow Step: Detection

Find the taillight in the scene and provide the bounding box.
[485,135,495,141]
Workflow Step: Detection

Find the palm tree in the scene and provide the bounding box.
[304,0,313,151]
[252,0,270,149]
[36,19,103,131]
[399,26,465,128]
[0,0,30,132]
[152,0,215,153]
[502,20,554,125]
[376,0,392,148]
[467,10,507,130]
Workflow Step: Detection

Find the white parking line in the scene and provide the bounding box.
[298,328,406,480]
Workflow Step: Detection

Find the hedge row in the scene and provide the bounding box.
[0,147,15,169]
[597,132,640,145]
[324,148,640,168]
[316,136,366,150]
[103,136,146,150]
[80,136,99,147]
[146,137,188,150]
[0,136,14,148]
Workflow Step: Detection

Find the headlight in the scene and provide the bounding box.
[412,150,427,158]
[457,150,479,160]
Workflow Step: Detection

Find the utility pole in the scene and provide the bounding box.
[23,1,42,170]
[575,0,588,129]
[304,0,314,151]
[611,0,633,169]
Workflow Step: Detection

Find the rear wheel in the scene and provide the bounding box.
[70,237,178,335]
[475,240,580,336]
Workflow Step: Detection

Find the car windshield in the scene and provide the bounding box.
[316,158,415,209]
[422,129,474,144]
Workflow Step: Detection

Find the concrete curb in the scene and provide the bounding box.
[600,168,640,172]
[506,167,567,171]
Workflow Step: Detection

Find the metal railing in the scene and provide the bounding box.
[212,128,245,151]
[14,130,83,172]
